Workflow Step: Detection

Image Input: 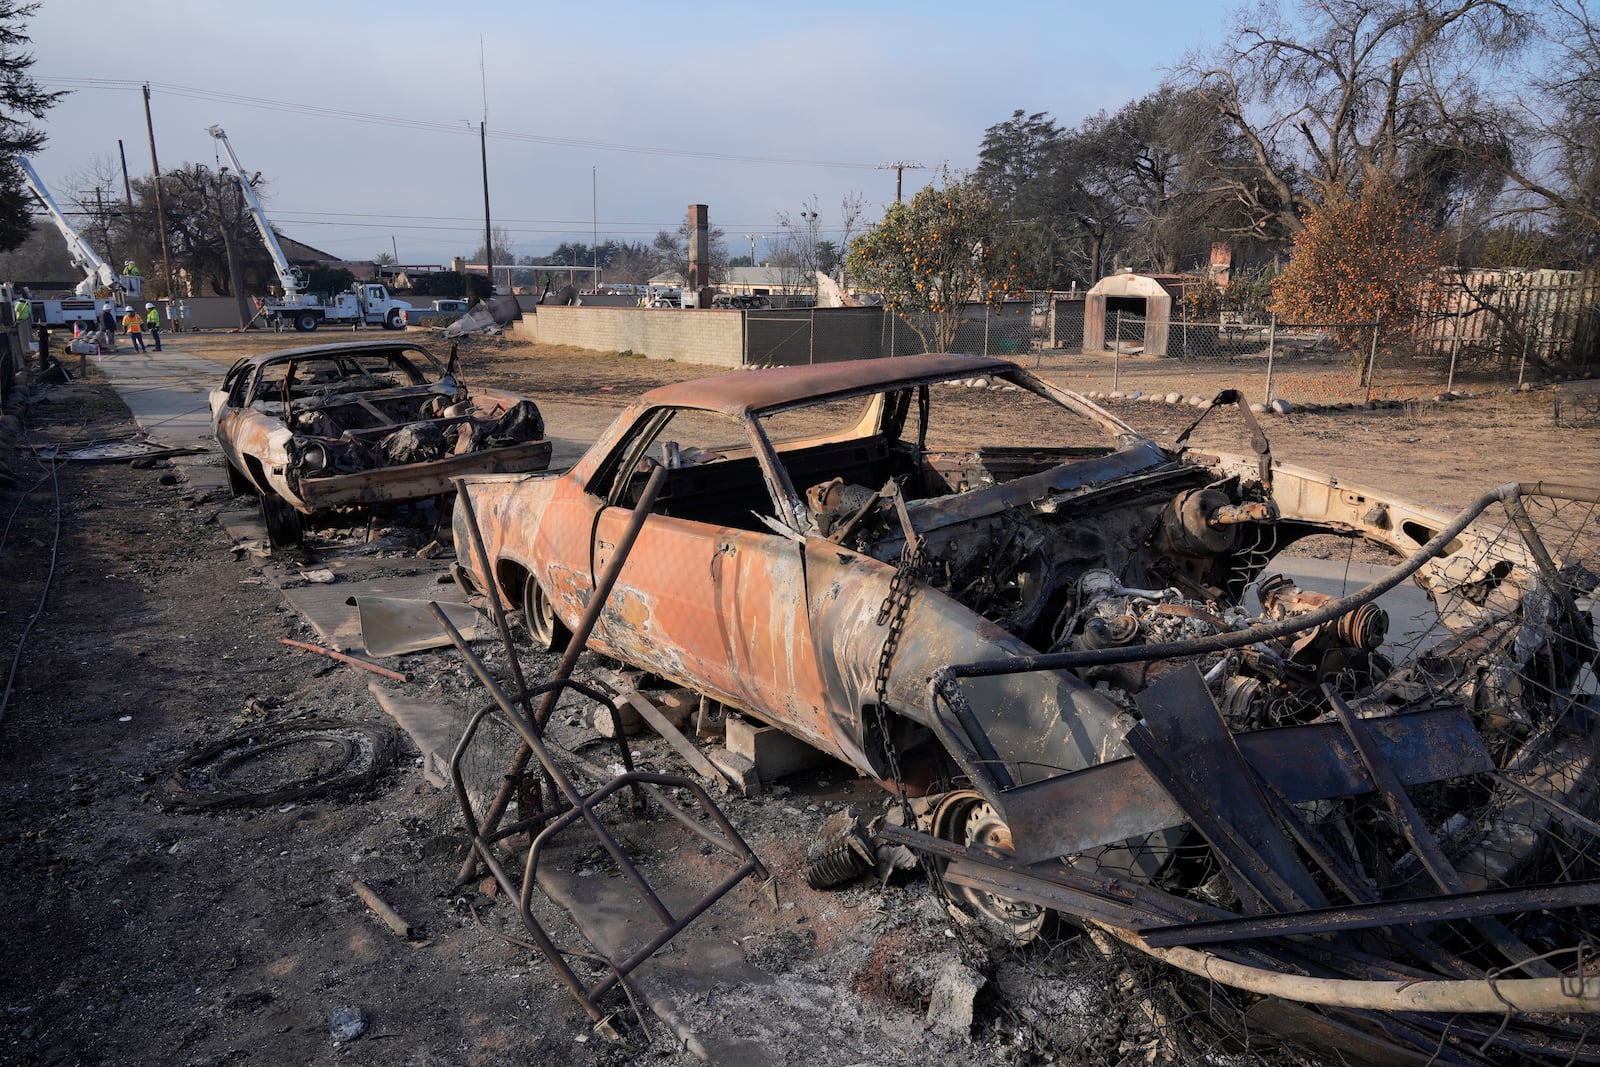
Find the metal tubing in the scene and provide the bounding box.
[453,481,531,700]
[471,836,606,1022]
[1099,923,1600,1015]
[432,606,671,923]
[1140,880,1600,948]
[534,462,667,728]
[450,482,539,888]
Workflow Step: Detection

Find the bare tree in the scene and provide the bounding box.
[1431,0,1600,260]
[1171,0,1529,237]
[773,195,823,299]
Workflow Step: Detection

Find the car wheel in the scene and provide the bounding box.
[932,790,1048,943]
[294,312,318,332]
[384,309,403,330]
[521,577,569,653]
[226,460,254,497]
[259,492,303,549]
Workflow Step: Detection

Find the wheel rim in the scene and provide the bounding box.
[935,792,1047,942]
[520,577,565,651]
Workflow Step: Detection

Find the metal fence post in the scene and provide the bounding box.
[809,307,815,366]
[1264,315,1277,404]
[1446,314,1461,394]
[1112,310,1121,393]
[1365,315,1381,403]
[983,307,990,357]
[1518,328,1531,388]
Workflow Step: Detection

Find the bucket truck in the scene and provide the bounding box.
[207,126,411,332]
[13,157,141,326]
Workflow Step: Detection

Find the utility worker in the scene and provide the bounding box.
[143,302,163,352]
[98,303,117,352]
[13,293,30,325]
[122,260,140,276]
[121,305,147,353]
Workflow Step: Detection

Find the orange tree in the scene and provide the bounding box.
[1270,183,1446,357]
[848,175,1027,352]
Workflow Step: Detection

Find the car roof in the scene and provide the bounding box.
[231,340,440,370]
[638,353,1018,415]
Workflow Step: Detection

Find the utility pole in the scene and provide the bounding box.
[142,84,175,309]
[876,160,925,204]
[480,120,493,293]
[592,166,599,288]
[743,233,764,266]
[116,140,133,206]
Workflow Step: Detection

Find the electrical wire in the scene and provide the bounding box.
[0,459,62,729]
[42,77,882,171]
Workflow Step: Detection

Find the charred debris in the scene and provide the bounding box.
[437,373,1600,1065]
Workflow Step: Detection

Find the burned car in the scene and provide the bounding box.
[211,340,550,546]
[453,354,1600,1062]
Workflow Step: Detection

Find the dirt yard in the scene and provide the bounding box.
[1,328,1596,1067]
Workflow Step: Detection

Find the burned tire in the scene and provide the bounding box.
[260,491,303,549]
[521,576,569,653]
[226,460,254,497]
[156,719,399,811]
[294,311,318,332]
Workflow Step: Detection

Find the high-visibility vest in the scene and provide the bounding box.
[145,307,160,328]
[14,299,30,321]
[123,313,142,333]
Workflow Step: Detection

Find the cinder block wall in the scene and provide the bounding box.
[512,307,745,367]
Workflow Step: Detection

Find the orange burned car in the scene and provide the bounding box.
[210,340,549,547]
[454,354,1600,1061]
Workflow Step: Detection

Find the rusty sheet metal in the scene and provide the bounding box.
[1000,704,1492,865]
[296,439,550,512]
[1128,665,1328,913]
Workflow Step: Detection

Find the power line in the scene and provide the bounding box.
[42,77,884,171]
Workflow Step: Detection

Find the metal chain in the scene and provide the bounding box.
[872,539,924,825]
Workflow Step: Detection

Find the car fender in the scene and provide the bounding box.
[802,537,1131,786]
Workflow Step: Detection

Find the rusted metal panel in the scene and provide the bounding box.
[296,439,550,511]
[999,705,1492,864]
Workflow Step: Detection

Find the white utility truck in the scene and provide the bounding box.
[208,126,411,332]
[13,157,142,326]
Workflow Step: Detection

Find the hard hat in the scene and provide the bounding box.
[123,306,133,312]
[145,302,154,309]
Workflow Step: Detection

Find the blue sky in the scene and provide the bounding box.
[28,0,1221,265]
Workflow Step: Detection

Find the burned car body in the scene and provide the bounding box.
[211,340,550,544]
[455,354,1600,1062]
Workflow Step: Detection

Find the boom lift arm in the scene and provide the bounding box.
[206,126,306,302]
[14,156,119,298]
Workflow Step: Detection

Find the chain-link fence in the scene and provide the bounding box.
[742,300,1593,411]
[1030,312,1572,408]
[744,305,1044,367]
